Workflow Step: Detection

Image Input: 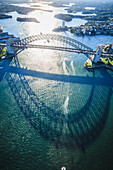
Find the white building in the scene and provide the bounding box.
[82,27,86,34]
[6,38,14,54]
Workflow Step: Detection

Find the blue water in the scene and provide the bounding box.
[0,2,113,170]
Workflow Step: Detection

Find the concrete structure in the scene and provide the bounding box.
[93,45,102,63]
[6,38,14,54]
[12,33,94,58]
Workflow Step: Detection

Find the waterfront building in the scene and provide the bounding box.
[82,27,86,34]
[0,25,3,32]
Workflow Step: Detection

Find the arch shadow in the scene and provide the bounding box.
[3,56,113,151]
[5,66,113,87]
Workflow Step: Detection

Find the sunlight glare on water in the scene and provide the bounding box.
[27,4,61,34]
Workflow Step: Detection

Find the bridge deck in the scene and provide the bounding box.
[0,33,112,58]
[12,44,95,55]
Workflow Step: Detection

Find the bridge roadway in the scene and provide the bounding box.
[13,44,95,55]
[12,44,113,57]
[12,33,94,57]
[0,33,113,57]
[0,42,112,57]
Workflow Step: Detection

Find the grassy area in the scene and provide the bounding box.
[109,59,113,66]
[84,61,92,67]
[0,47,7,58]
[102,58,108,64]
[102,57,113,66]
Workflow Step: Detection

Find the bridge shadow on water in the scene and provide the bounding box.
[0,59,12,83]
[1,56,113,151]
[5,66,113,87]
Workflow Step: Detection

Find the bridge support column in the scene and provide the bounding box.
[6,38,14,55]
[93,45,102,63]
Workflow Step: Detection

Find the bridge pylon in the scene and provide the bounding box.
[93,45,102,63]
[6,38,15,55]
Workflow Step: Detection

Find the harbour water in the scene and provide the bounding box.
[0,2,113,170]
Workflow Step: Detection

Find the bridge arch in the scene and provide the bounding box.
[13,34,93,54]
[4,56,112,149]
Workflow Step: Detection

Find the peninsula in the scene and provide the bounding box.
[0,4,53,16]
[84,44,113,71]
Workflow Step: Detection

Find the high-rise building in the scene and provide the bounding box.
[62,21,65,28]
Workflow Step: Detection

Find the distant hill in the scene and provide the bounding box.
[0,0,31,3]
[0,0,113,4]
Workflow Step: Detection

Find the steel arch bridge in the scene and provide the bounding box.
[12,33,94,57]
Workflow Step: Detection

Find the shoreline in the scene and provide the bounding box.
[85,64,113,71]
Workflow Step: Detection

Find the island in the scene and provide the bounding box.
[54,14,74,22]
[31,5,41,8]
[49,2,68,8]
[0,4,34,15]
[0,13,12,19]
[30,5,53,12]
[35,8,53,13]
[17,17,40,23]
[0,4,53,15]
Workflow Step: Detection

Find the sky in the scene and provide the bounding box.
[33,0,113,2]
[0,0,113,3]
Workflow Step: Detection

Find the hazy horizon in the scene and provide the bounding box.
[0,0,113,3]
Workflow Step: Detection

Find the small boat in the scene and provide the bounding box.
[0,67,4,69]
[1,56,5,59]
